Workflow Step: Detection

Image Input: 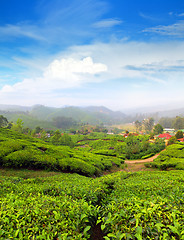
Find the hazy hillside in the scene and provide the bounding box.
[0,104,127,127]
[0,104,31,112]
[2,103,184,128]
[29,105,127,125]
[157,108,184,118]
[29,105,57,120]
[0,111,56,130]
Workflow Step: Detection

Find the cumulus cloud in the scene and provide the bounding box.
[44,57,107,79]
[1,57,107,94]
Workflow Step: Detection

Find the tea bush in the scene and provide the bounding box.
[147,143,184,170]
[99,171,184,239]
[0,171,183,239]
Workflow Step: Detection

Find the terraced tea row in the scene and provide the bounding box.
[0,171,183,239]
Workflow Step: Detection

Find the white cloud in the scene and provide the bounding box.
[43,56,107,88]
[69,40,184,81]
[143,20,184,37]
[1,57,107,94]
[93,18,122,28]
[1,40,184,109]
[45,57,107,77]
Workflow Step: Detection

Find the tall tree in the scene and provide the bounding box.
[175,130,183,139]
[153,124,163,135]
[11,118,24,133]
[172,116,184,130]
[159,117,173,128]
[135,120,142,132]
[143,118,154,133]
[0,115,8,128]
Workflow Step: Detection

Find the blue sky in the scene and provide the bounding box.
[1,0,184,111]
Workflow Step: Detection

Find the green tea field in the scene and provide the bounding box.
[0,129,183,239]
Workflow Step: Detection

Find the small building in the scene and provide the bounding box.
[163,128,175,134]
[157,133,172,140]
[177,138,184,142]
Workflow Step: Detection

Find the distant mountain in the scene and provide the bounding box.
[2,103,184,129]
[0,104,31,112]
[82,106,126,123]
[0,104,127,126]
[30,105,56,120]
[30,105,127,125]
[83,106,114,114]
[1,103,184,126]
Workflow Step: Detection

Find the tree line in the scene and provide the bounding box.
[159,116,184,130]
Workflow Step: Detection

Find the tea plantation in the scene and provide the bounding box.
[0,171,183,239]
[0,129,184,239]
[146,143,184,170]
[0,129,124,177]
[73,133,165,160]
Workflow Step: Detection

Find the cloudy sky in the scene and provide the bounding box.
[0,0,184,111]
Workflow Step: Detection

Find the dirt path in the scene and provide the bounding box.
[125,153,160,164]
[103,151,164,174]
[123,153,161,172]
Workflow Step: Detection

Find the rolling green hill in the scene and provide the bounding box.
[0,104,127,128]
[0,128,123,176]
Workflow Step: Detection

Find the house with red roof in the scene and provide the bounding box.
[157,133,173,146]
[157,133,172,140]
[177,138,184,142]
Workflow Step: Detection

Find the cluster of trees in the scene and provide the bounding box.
[159,116,184,130]
[135,118,155,133]
[167,130,184,145]
[77,134,165,160]
[0,116,54,141]
[124,136,165,159]
[51,130,74,147]
[135,116,184,134]
[135,118,163,134]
